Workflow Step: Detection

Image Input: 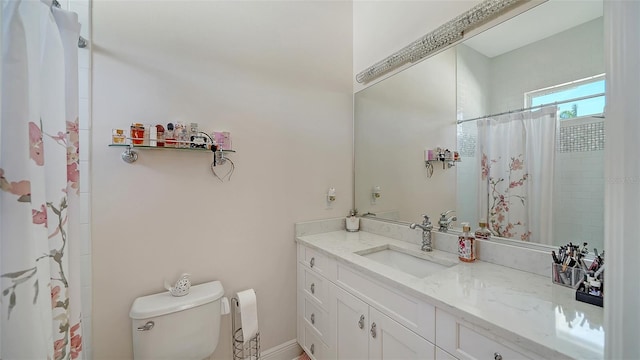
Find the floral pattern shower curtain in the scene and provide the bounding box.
[477,106,557,244]
[1,0,83,358]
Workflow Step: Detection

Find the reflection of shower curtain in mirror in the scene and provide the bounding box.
[476,106,557,244]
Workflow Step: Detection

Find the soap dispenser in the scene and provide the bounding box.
[458,223,476,262]
[474,219,492,240]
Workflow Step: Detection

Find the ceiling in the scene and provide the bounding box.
[463,0,603,58]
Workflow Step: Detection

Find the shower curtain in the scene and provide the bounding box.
[477,106,557,244]
[1,0,83,359]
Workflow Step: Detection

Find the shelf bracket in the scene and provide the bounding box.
[121,146,138,163]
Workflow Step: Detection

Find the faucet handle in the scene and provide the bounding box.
[421,214,431,225]
[440,210,455,218]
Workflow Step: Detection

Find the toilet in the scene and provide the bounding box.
[129,280,225,359]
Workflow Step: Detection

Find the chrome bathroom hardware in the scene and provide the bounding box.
[78,36,88,49]
[231,297,260,360]
[137,321,155,331]
[51,0,88,49]
[370,322,377,338]
[211,146,235,182]
[358,315,365,329]
[410,214,433,252]
[457,92,605,124]
[425,148,460,176]
[110,141,237,177]
[121,146,138,163]
[438,210,457,232]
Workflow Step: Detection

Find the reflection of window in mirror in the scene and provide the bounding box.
[524,74,606,250]
[524,74,605,118]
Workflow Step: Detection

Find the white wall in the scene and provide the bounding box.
[91,2,352,359]
[604,1,640,357]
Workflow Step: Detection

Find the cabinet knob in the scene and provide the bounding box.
[311,313,315,325]
[370,322,377,338]
[494,352,502,360]
[310,344,315,355]
[358,315,365,329]
[310,257,315,268]
[310,283,315,294]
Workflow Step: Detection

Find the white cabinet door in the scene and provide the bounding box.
[369,307,435,360]
[335,286,369,360]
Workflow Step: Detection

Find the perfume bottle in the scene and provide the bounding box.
[112,129,126,144]
[130,123,145,145]
[155,124,165,147]
[165,123,176,147]
[458,222,476,262]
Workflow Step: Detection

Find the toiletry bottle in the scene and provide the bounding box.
[148,124,157,147]
[474,219,491,240]
[174,122,187,148]
[130,123,145,145]
[458,222,476,262]
[155,124,165,147]
[165,123,175,147]
[112,129,126,144]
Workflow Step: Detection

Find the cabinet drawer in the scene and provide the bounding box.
[303,324,333,360]
[299,265,329,310]
[298,245,337,281]
[336,263,435,342]
[303,296,330,342]
[436,309,534,360]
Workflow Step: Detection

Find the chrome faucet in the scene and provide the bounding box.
[410,214,433,252]
[438,210,457,232]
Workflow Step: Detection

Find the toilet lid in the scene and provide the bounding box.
[129,280,224,319]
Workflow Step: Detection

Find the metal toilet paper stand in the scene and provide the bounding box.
[231,297,260,360]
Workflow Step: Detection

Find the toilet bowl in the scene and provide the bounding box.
[129,280,225,359]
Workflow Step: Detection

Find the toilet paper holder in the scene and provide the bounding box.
[231,296,260,360]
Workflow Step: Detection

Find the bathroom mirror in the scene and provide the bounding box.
[354,0,604,250]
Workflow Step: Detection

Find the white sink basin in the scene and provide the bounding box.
[357,247,455,278]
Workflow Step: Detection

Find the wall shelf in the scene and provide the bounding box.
[109,143,235,163]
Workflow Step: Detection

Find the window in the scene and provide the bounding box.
[525,74,605,119]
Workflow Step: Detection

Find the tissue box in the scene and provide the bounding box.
[551,263,584,289]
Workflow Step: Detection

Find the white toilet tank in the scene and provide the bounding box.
[130,280,224,360]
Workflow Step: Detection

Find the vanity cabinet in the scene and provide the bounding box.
[297,244,436,360]
[297,247,337,359]
[334,286,434,359]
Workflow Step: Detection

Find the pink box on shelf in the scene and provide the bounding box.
[214,131,232,150]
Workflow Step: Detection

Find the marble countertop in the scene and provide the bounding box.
[296,230,604,360]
